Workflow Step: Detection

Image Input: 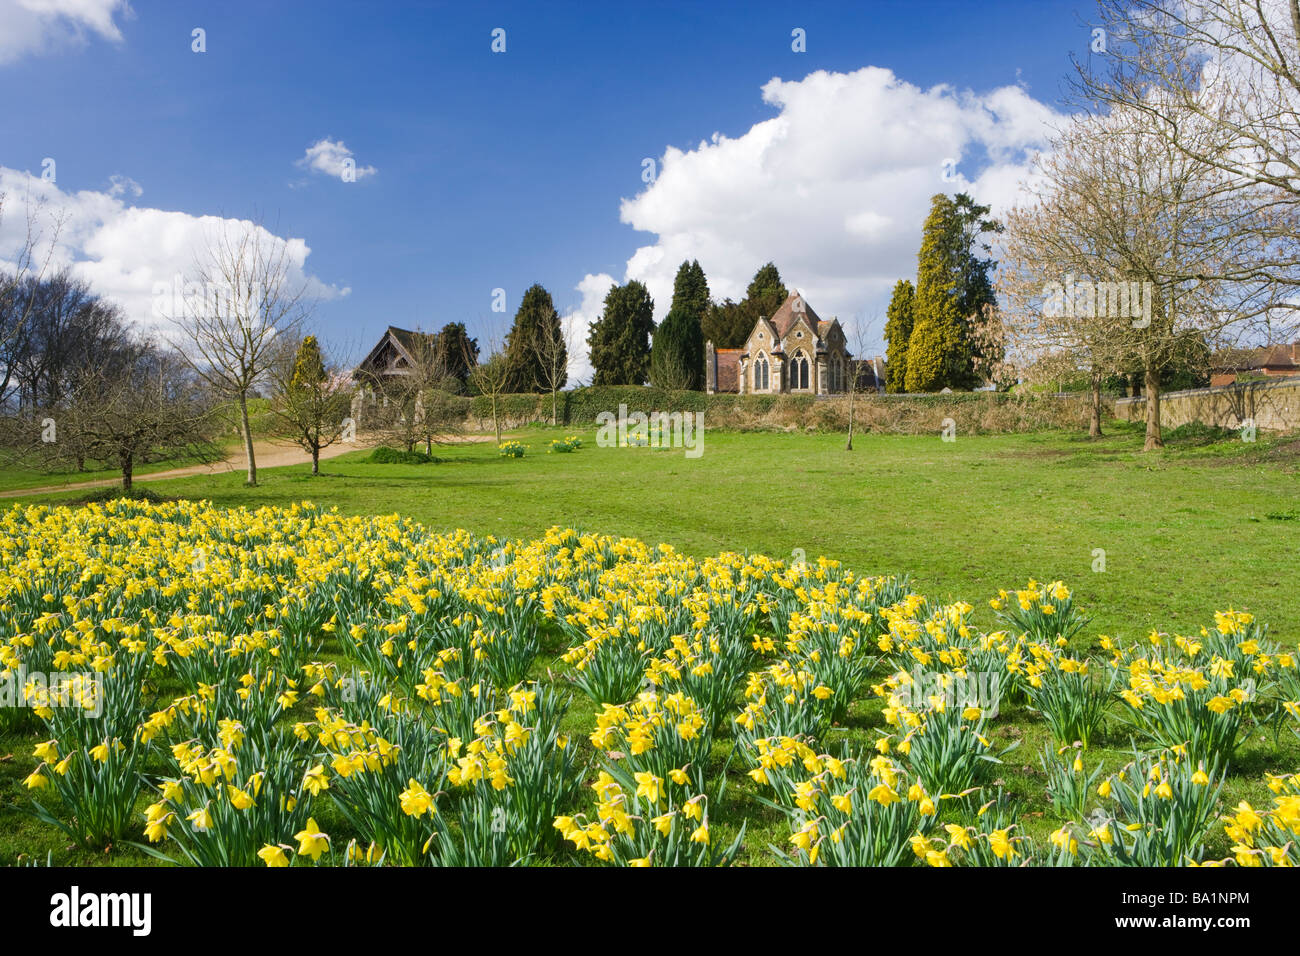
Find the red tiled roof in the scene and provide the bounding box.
[1261,344,1299,368]
[769,292,823,338]
[1213,342,1299,371]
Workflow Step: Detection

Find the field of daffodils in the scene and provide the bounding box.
[2,499,1296,866]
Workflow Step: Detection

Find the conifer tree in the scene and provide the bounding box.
[883,279,914,393]
[652,260,708,389]
[588,280,655,385]
[503,284,561,392]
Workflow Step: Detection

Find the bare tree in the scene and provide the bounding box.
[1073,1,1300,320]
[7,271,129,420]
[535,311,575,425]
[468,336,512,446]
[0,191,65,407]
[36,336,219,491]
[996,103,1285,449]
[844,317,878,451]
[169,217,310,485]
[269,333,355,475]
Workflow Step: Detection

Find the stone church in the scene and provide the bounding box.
[705,291,874,395]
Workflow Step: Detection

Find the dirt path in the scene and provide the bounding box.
[0,436,496,499]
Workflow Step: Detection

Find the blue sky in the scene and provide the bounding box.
[0,0,1096,373]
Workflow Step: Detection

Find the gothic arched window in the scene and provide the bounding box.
[756,355,769,391]
[793,353,809,390]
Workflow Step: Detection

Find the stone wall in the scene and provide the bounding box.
[1114,377,1300,432]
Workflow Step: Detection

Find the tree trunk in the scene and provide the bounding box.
[425,436,432,457]
[1143,364,1163,451]
[120,451,133,492]
[1089,368,1103,438]
[845,390,855,451]
[552,388,558,427]
[312,445,320,476]
[239,391,258,486]
[491,394,502,445]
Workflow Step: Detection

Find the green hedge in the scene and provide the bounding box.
[465,386,1092,434]
[469,393,547,421]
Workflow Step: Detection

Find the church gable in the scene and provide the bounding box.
[744,316,781,357]
[819,320,845,351]
[780,314,820,355]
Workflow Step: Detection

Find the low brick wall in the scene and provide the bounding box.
[1115,377,1300,432]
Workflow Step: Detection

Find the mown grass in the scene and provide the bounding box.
[1,419,1297,865]
[0,442,239,493]
[7,418,1295,638]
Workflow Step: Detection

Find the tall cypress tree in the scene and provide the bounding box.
[652,260,709,389]
[905,195,968,392]
[588,280,655,385]
[503,284,560,393]
[883,279,915,393]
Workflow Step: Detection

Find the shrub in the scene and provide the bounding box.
[1164,421,1238,444]
[366,446,437,464]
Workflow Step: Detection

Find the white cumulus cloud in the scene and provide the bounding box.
[0,0,132,64]
[585,66,1064,353]
[0,165,347,332]
[295,138,377,181]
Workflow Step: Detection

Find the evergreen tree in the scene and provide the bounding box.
[883,279,915,393]
[905,195,969,392]
[503,284,560,392]
[701,298,750,349]
[434,322,479,389]
[745,262,788,320]
[701,262,788,349]
[897,194,1003,392]
[652,260,709,389]
[588,280,655,385]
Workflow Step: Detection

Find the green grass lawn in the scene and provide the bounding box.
[0,441,239,493]
[7,420,1296,639]
[2,421,1297,866]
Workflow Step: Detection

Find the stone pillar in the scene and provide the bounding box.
[816,358,828,395]
[738,355,748,394]
[705,341,717,394]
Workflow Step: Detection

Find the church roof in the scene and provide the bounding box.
[769,292,824,339]
[355,325,435,378]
